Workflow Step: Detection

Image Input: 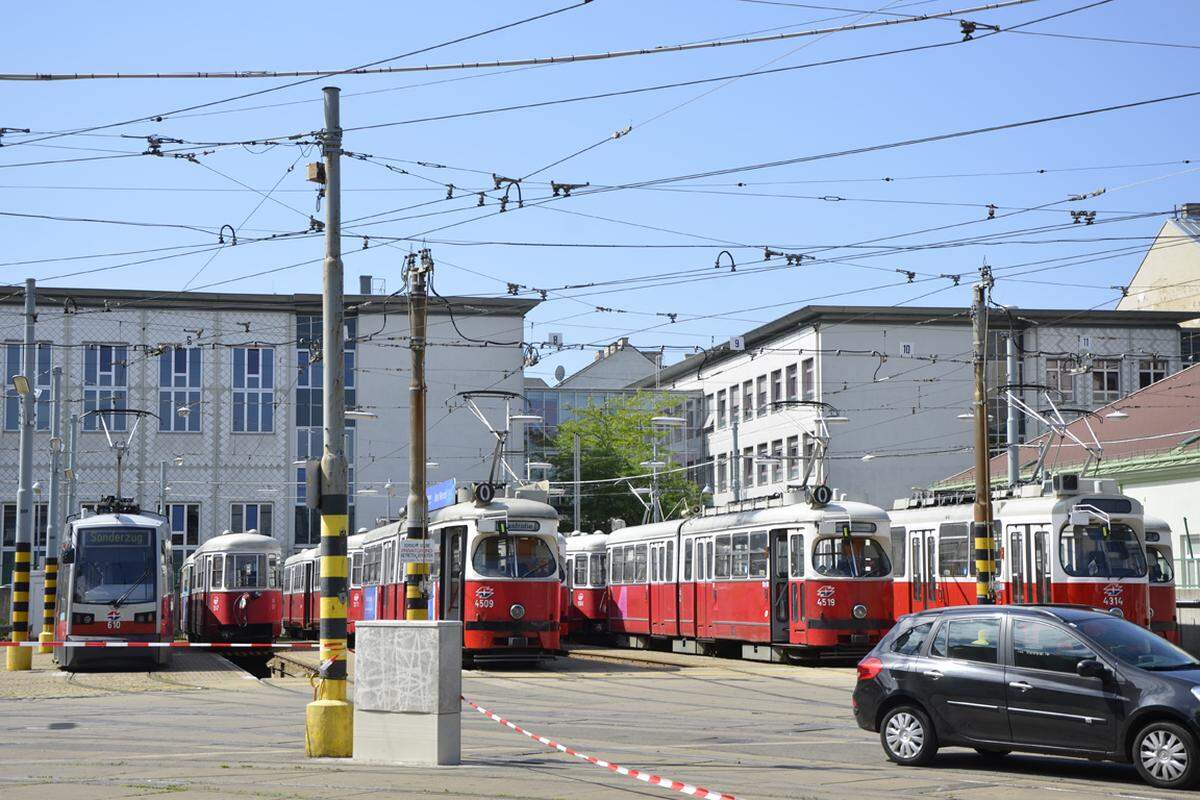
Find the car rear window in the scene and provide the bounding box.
[891,621,934,656]
[931,618,1000,664]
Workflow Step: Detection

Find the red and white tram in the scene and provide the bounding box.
[607,496,895,659]
[359,493,563,665]
[890,475,1151,626]
[181,532,282,644]
[562,531,609,636]
[54,499,175,671]
[281,533,367,641]
[281,546,317,639]
[1144,515,1180,643]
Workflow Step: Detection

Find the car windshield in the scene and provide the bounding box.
[472,535,557,579]
[1059,523,1146,578]
[812,536,890,578]
[71,527,156,605]
[1074,616,1199,670]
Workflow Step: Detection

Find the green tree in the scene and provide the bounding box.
[549,392,701,533]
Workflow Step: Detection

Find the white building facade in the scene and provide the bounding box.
[0,286,535,578]
[640,305,1192,509]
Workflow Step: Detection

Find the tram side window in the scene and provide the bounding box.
[789,534,804,578]
[610,549,623,584]
[666,540,675,582]
[938,523,972,578]
[624,545,636,583]
[592,553,607,587]
[350,553,363,588]
[573,555,587,587]
[382,544,395,587]
[1149,546,1174,584]
[890,527,906,579]
[634,544,648,583]
[684,539,693,582]
[651,547,660,583]
[748,531,768,578]
[715,535,732,578]
[268,555,280,589]
[731,533,750,578]
[210,554,224,590]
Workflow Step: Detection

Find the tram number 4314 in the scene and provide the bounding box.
[816,585,837,607]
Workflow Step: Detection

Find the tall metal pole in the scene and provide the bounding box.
[572,433,581,532]
[159,460,168,515]
[404,250,431,621]
[7,278,35,671]
[65,413,77,522]
[971,268,995,605]
[1006,335,1020,486]
[305,86,352,758]
[38,365,63,653]
[730,416,742,502]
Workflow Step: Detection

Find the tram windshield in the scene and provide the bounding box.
[1059,523,1147,578]
[1147,546,1174,585]
[71,527,156,605]
[1075,616,1198,671]
[472,534,557,579]
[812,536,891,578]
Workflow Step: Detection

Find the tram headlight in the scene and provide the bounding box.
[1108,607,1124,619]
[852,604,868,620]
[510,603,526,620]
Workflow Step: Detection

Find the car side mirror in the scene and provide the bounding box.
[1076,658,1109,680]
[61,547,75,565]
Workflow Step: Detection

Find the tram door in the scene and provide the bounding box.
[438,526,467,621]
[695,536,713,639]
[770,530,790,643]
[303,561,315,630]
[907,530,938,612]
[1009,525,1050,604]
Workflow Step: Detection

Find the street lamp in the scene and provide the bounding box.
[1106,410,1130,420]
[345,408,378,420]
[508,413,543,424]
[176,405,191,419]
[11,375,29,396]
[861,453,876,462]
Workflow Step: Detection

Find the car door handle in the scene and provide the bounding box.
[923,669,943,680]
[1009,681,1033,692]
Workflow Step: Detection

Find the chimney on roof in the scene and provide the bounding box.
[1180,203,1200,220]
[359,275,373,295]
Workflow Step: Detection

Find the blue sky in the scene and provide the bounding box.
[1,1,1196,380]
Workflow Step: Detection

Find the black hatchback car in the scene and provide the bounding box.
[853,605,1200,790]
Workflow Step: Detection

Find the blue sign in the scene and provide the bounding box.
[363,586,378,621]
[427,478,457,511]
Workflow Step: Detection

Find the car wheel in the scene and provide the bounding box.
[1134,721,1200,790]
[880,705,937,766]
[974,747,1011,759]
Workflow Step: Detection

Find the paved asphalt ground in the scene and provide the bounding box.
[0,647,1190,800]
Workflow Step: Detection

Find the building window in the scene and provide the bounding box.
[770,439,783,483]
[716,454,728,493]
[802,433,815,479]
[83,343,128,431]
[770,369,782,409]
[159,347,202,432]
[1091,358,1121,405]
[4,342,51,432]
[168,503,200,553]
[801,358,815,400]
[742,381,754,421]
[756,443,769,486]
[231,502,273,536]
[786,435,800,480]
[703,394,713,430]
[756,376,768,418]
[232,347,275,433]
[785,364,798,400]
[742,446,754,488]
[729,384,740,423]
[716,390,726,429]
[1045,358,1075,402]
[1138,358,1167,389]
[1184,330,1200,366]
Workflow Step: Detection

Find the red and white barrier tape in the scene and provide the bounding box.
[463,697,739,800]
[0,640,318,649]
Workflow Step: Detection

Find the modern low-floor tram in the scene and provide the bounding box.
[181,532,282,645]
[54,503,175,671]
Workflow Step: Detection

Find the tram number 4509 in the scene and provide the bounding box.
[475,585,496,609]
[816,585,837,607]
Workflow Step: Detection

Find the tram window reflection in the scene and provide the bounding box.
[811,536,891,578]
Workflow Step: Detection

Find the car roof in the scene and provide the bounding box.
[902,604,1117,624]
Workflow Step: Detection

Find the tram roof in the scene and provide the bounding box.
[192,532,282,558]
[72,511,165,529]
[283,546,318,566]
[564,532,610,552]
[682,499,889,536]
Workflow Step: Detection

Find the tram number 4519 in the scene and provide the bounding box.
[816,585,836,607]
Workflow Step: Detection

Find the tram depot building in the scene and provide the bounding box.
[0,284,537,581]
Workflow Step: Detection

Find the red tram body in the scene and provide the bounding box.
[54,506,175,671]
[890,476,1152,628]
[606,497,895,660]
[359,495,562,664]
[562,532,609,636]
[281,534,367,641]
[1144,515,1180,643]
[181,532,282,644]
